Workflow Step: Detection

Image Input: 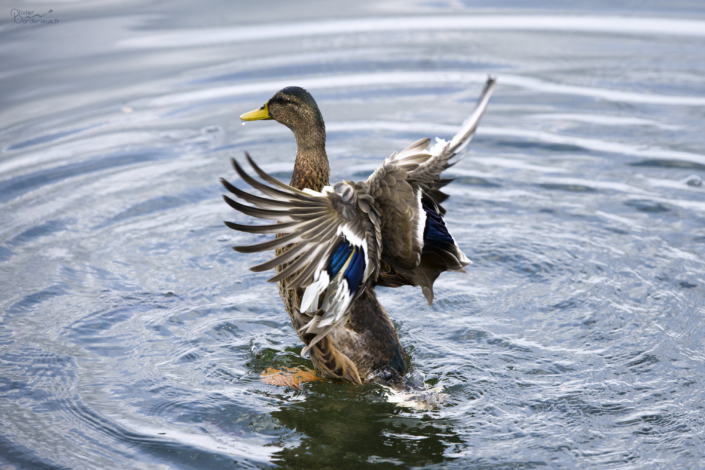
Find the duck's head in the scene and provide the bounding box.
[240,86,325,148]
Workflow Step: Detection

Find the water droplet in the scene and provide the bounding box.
[241,121,246,126]
[685,175,702,187]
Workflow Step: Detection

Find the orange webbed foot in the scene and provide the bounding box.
[260,366,323,389]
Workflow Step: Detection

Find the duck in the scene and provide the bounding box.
[221,78,496,384]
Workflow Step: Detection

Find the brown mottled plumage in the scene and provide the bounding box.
[262,87,404,384]
[224,81,496,384]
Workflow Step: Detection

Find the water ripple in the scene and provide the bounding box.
[120,15,705,49]
[2,2,705,469]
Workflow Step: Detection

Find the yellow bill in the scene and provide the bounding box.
[240,102,273,121]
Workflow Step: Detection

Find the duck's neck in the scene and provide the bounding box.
[289,125,329,191]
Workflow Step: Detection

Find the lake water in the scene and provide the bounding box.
[1,1,705,468]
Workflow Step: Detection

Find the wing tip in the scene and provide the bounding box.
[422,286,434,306]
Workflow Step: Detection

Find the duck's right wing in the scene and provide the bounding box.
[366,77,496,303]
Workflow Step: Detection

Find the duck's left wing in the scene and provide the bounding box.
[221,155,382,353]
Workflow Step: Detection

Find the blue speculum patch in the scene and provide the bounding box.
[344,248,366,295]
[422,203,454,250]
[328,240,353,277]
[327,239,366,295]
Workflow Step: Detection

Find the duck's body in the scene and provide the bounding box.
[279,279,405,384]
[222,80,495,384]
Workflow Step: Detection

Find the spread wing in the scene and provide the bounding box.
[366,77,496,303]
[221,155,381,353]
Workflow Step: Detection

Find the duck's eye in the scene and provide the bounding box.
[277,96,286,103]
